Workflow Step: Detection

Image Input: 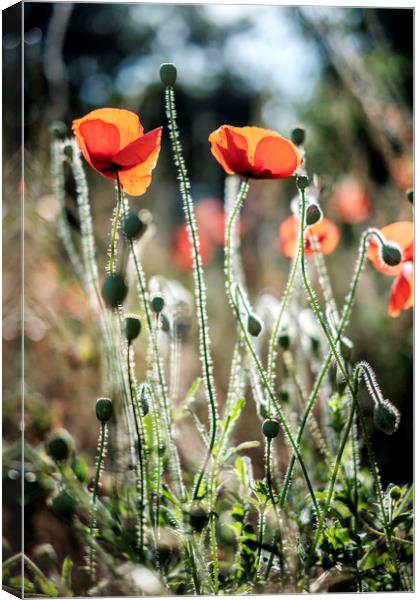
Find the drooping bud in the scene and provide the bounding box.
[374,400,400,435]
[291,127,305,147]
[160,63,177,87]
[247,314,262,337]
[102,273,128,308]
[96,397,113,423]
[122,212,147,241]
[296,175,310,191]
[150,295,164,314]
[45,429,73,462]
[389,485,402,501]
[380,242,402,268]
[306,204,323,226]
[124,314,142,342]
[262,418,280,439]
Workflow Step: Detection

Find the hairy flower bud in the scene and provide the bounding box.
[262,418,280,439]
[151,295,164,314]
[291,127,305,146]
[45,429,73,462]
[124,314,142,342]
[96,397,113,423]
[102,273,128,308]
[247,314,262,337]
[296,175,310,190]
[374,400,400,435]
[278,331,290,350]
[306,203,323,226]
[160,63,177,87]
[380,243,402,268]
[123,212,147,241]
[389,485,402,501]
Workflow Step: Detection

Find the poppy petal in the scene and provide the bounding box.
[73,108,143,149]
[209,126,252,175]
[253,135,301,178]
[278,216,340,258]
[77,119,120,173]
[388,261,414,317]
[112,127,163,168]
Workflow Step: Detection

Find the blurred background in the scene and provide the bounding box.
[3,2,413,566]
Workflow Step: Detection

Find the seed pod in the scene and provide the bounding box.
[45,429,73,462]
[96,397,113,423]
[262,418,280,439]
[123,212,146,241]
[296,175,310,190]
[389,485,402,501]
[189,506,208,532]
[102,273,128,308]
[247,314,262,337]
[291,127,305,146]
[306,204,322,226]
[52,490,77,520]
[374,401,400,435]
[125,314,142,342]
[380,243,402,267]
[150,295,164,314]
[160,63,177,87]
[50,121,66,140]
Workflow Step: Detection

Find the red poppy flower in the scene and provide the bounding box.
[172,224,214,272]
[367,221,414,318]
[329,178,371,224]
[208,125,302,179]
[277,215,340,258]
[72,108,162,196]
[388,261,414,317]
[195,198,225,246]
[367,221,414,276]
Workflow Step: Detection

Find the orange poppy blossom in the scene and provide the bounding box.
[72,108,162,196]
[172,224,213,272]
[208,125,302,179]
[277,215,340,258]
[367,221,414,317]
[328,177,372,224]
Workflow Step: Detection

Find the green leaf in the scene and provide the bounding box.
[61,557,73,595]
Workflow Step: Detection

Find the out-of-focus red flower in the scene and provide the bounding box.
[367,221,414,317]
[277,215,340,258]
[389,154,413,191]
[172,224,213,271]
[72,108,162,196]
[195,198,225,246]
[329,177,372,224]
[208,125,302,179]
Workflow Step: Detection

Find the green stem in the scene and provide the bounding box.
[225,179,320,521]
[88,421,107,578]
[108,171,122,274]
[165,86,218,501]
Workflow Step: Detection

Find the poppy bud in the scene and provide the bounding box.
[160,63,177,87]
[63,145,73,160]
[189,506,208,532]
[139,383,149,416]
[380,243,402,267]
[45,429,73,462]
[278,331,289,350]
[124,314,142,342]
[262,418,280,439]
[406,189,413,205]
[102,273,128,308]
[247,314,262,337]
[123,212,146,241]
[374,400,400,435]
[296,175,310,190]
[96,397,113,423]
[306,204,323,226]
[50,121,66,140]
[389,485,402,501]
[291,127,305,147]
[160,313,170,333]
[52,490,77,520]
[151,295,164,314]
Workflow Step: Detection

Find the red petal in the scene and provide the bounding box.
[253,135,301,179]
[78,119,120,172]
[112,127,162,168]
[388,262,414,317]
